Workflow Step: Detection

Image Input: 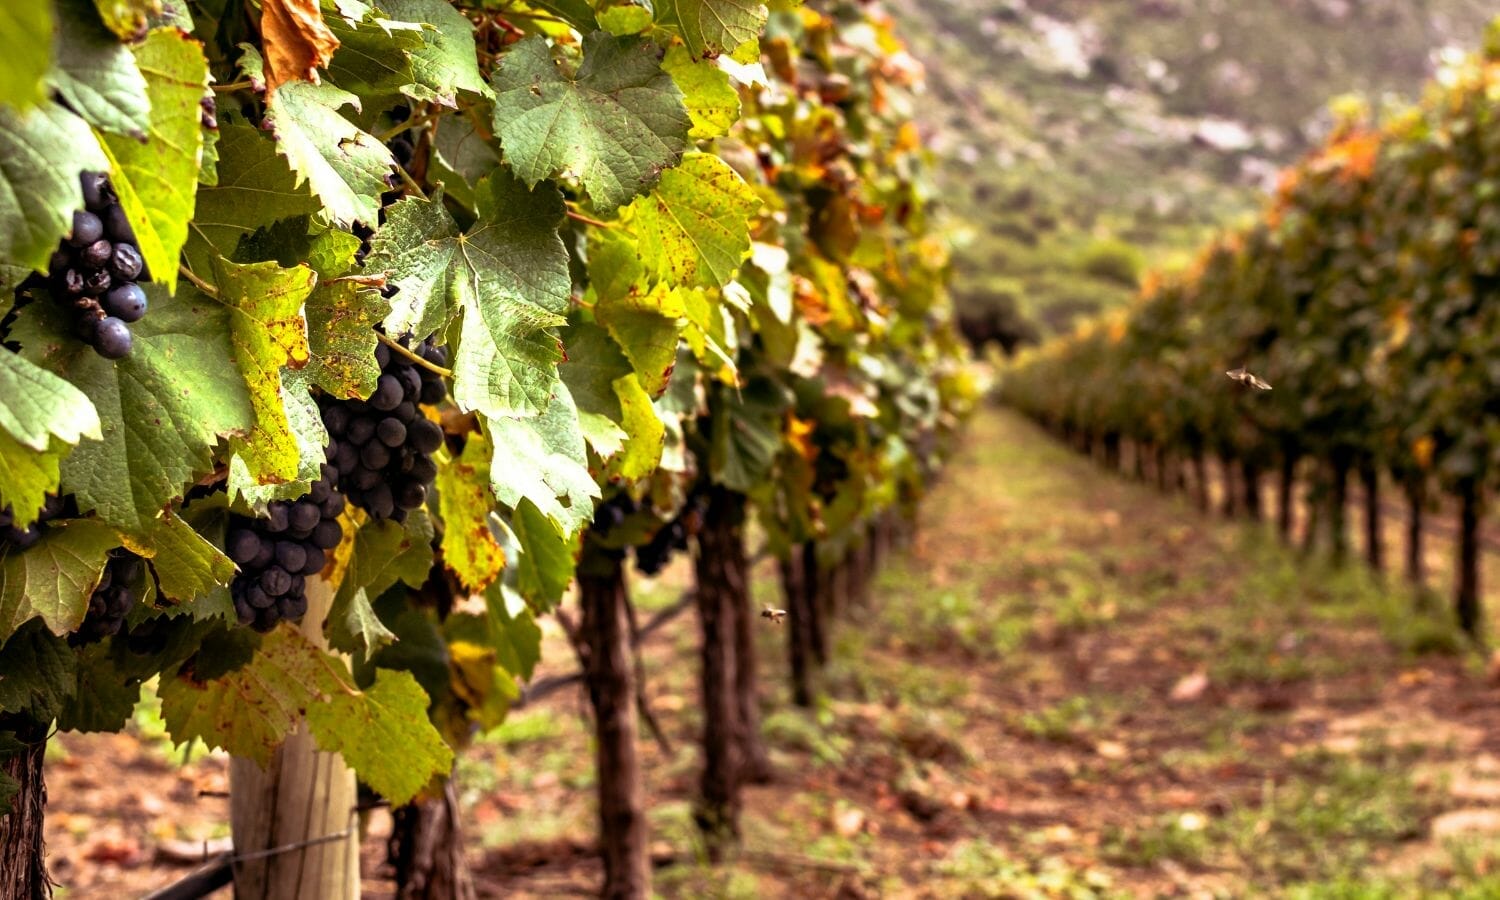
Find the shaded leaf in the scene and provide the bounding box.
[436,433,505,593]
[0,103,108,271]
[49,0,152,140]
[485,385,599,538]
[0,520,118,639]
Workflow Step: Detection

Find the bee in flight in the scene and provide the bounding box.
[1226,367,1272,391]
[761,606,787,625]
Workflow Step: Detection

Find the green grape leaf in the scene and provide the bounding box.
[191,124,321,258]
[588,233,685,394]
[369,172,569,419]
[710,376,786,491]
[304,667,452,806]
[92,0,156,40]
[303,281,387,399]
[0,3,52,111]
[97,28,209,296]
[485,385,599,538]
[484,582,542,680]
[598,3,653,36]
[378,0,493,105]
[202,257,315,493]
[559,321,630,457]
[627,153,758,289]
[436,433,505,593]
[654,0,767,59]
[58,642,143,733]
[0,102,108,271]
[0,433,67,531]
[504,498,575,610]
[428,114,499,213]
[329,514,433,660]
[264,74,393,227]
[323,12,422,101]
[14,287,254,532]
[123,511,235,602]
[0,520,118,639]
[0,622,77,721]
[661,45,739,139]
[0,350,102,452]
[490,32,689,213]
[48,0,151,140]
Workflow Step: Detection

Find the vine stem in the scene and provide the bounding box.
[377,109,439,143]
[394,165,429,201]
[377,333,453,378]
[567,209,615,229]
[179,265,218,297]
[212,79,255,93]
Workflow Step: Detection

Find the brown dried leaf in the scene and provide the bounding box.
[260,0,340,94]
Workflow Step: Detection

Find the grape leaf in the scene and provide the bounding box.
[710,376,787,491]
[0,102,108,272]
[588,232,685,394]
[97,28,210,296]
[0,350,102,452]
[190,124,321,258]
[444,639,520,730]
[0,433,67,531]
[264,73,394,227]
[259,0,340,93]
[525,0,599,32]
[329,514,433,659]
[503,498,575,610]
[324,12,423,102]
[661,45,740,139]
[482,582,542,680]
[14,287,254,532]
[0,3,52,111]
[490,32,689,213]
[92,0,156,40]
[654,0,767,59]
[122,511,235,602]
[626,153,758,289]
[58,642,143,733]
[436,432,505,592]
[485,385,599,538]
[201,257,315,492]
[378,0,493,106]
[369,172,569,419]
[0,622,77,720]
[303,282,387,399]
[305,667,452,806]
[230,369,328,506]
[48,0,152,140]
[559,321,630,456]
[609,373,665,480]
[0,520,118,639]
[428,114,500,213]
[159,626,326,766]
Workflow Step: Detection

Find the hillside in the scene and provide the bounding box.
[887,0,1498,338]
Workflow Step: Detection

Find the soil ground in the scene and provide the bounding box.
[42,408,1500,898]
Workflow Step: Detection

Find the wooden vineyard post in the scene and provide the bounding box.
[781,547,814,708]
[1242,459,1263,522]
[230,576,360,900]
[802,541,829,667]
[692,485,744,854]
[1361,461,1383,573]
[1330,452,1352,564]
[388,778,476,900]
[578,538,651,899]
[1278,449,1298,542]
[0,717,50,900]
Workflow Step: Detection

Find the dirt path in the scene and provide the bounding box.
[43,409,1500,897]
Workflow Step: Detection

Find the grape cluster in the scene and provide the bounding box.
[319,337,447,522]
[0,493,76,550]
[73,550,144,644]
[45,172,149,359]
[634,491,707,577]
[226,465,344,632]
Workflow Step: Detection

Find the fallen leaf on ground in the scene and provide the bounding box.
[1170,671,1210,702]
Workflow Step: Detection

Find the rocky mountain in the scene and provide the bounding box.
[888,0,1498,342]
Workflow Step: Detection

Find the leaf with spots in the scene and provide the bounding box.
[654,0,767,59]
[485,385,599,539]
[190,124,321,260]
[437,432,505,593]
[305,667,453,805]
[625,152,758,289]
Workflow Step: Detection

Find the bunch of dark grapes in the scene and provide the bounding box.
[226,465,344,632]
[45,172,149,359]
[73,549,144,644]
[591,493,638,538]
[633,491,707,577]
[319,337,447,523]
[0,493,76,550]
